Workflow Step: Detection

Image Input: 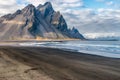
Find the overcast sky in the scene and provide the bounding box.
[0,0,120,38]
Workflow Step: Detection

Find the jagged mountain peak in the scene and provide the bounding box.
[70,27,85,39]
[24,4,35,9]
[72,27,78,32]
[22,4,35,12]
[37,2,54,18]
[1,9,22,20]
[21,4,36,18]
[72,27,76,30]
[55,11,61,16]
[44,2,52,7]
[0,2,85,40]
[37,2,53,9]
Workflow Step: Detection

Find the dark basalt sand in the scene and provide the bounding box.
[0,46,120,80]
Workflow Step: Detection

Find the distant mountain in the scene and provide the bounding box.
[92,36,120,41]
[84,33,120,41]
[0,2,85,40]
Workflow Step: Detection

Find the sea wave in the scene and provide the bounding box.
[18,41,120,58]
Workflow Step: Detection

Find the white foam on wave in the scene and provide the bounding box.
[18,41,120,58]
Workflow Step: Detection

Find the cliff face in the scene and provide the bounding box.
[37,2,67,32]
[0,2,85,40]
[37,2,84,39]
[0,4,36,40]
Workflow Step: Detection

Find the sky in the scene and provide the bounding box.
[0,0,120,39]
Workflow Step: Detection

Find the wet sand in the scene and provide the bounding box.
[0,46,120,80]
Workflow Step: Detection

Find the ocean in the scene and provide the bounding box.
[19,41,120,58]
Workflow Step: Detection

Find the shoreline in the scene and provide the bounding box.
[0,41,119,59]
[0,39,83,42]
[0,46,120,80]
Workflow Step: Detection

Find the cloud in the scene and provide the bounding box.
[96,0,115,7]
[106,1,113,6]
[60,0,80,3]
[96,0,105,2]
[0,0,25,16]
[26,0,48,6]
[76,9,120,38]
[0,0,16,6]
[60,7,120,38]
[25,0,83,9]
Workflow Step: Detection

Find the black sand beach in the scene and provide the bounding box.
[0,46,120,80]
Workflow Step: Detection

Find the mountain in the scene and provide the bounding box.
[68,27,85,39]
[0,2,85,40]
[90,36,120,41]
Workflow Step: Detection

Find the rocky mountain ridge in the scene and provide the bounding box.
[0,2,85,40]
